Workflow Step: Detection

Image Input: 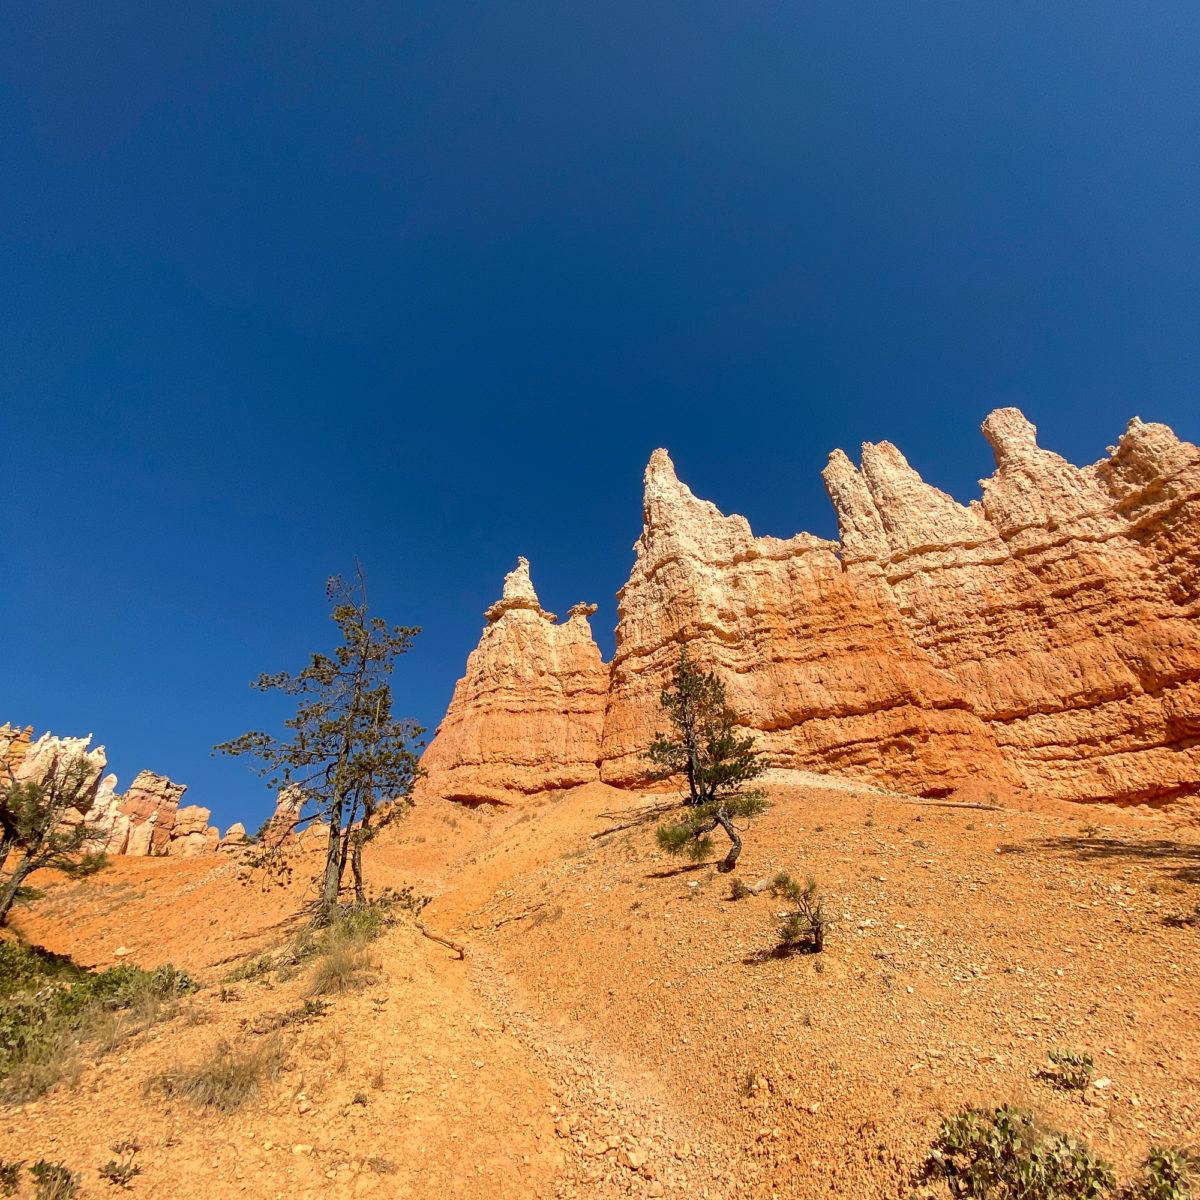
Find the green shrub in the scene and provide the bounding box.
[0,944,198,1100]
[768,872,830,953]
[1134,1147,1200,1200]
[1044,1048,1094,1092]
[924,1106,1114,1199]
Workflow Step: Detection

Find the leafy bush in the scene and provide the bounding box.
[768,872,830,953]
[1044,1048,1094,1092]
[0,943,198,1100]
[923,1106,1114,1199]
[1134,1147,1200,1200]
[149,1036,286,1113]
[97,1140,141,1189]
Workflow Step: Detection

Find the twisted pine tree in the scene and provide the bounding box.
[647,648,768,872]
[216,565,424,914]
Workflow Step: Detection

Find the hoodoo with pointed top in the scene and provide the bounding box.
[419,559,608,804]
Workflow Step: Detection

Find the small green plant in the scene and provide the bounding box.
[98,1140,141,1189]
[0,1158,22,1196]
[148,1036,286,1113]
[1044,1048,1095,1092]
[1135,1146,1200,1200]
[224,953,275,983]
[769,872,830,953]
[923,1106,1114,1199]
[30,1161,79,1200]
[729,878,754,901]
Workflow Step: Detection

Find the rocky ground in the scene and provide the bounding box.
[2,773,1198,1198]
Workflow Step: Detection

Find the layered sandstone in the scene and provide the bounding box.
[599,450,1018,800]
[824,409,1200,806]
[429,409,1200,812]
[420,558,608,803]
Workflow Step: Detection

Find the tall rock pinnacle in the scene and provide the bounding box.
[419,559,607,804]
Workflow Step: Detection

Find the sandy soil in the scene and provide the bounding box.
[2,774,1197,1198]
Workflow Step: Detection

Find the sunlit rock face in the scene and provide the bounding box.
[824,408,1200,807]
[0,725,108,812]
[1,724,224,854]
[598,451,1017,801]
[429,408,1200,813]
[419,558,608,804]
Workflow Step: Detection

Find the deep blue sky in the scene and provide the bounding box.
[3,3,1198,831]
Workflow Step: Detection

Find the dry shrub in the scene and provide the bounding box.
[149,1036,285,1113]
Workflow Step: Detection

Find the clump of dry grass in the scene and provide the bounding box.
[300,904,391,997]
[148,1036,286,1113]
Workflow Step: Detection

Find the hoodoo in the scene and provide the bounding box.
[427,409,1200,812]
[419,558,608,804]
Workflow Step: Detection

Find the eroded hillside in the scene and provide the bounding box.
[3,775,1197,1199]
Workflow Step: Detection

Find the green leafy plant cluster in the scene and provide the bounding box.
[1044,1048,1095,1092]
[0,940,197,1099]
[1134,1147,1200,1200]
[924,1106,1114,1199]
[97,1140,141,1189]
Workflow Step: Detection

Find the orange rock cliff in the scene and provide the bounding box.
[424,408,1200,811]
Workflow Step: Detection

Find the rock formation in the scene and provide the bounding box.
[599,450,1019,800]
[823,409,1200,807]
[420,558,608,803]
[1,724,227,855]
[0,724,108,812]
[427,409,1200,812]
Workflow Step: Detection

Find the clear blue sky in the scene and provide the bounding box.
[3,3,1198,831]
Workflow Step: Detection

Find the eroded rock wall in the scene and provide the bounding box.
[420,558,608,803]
[430,408,1200,812]
[1,724,223,854]
[599,451,1017,800]
[823,409,1200,806]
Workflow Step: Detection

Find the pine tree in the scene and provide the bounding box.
[647,647,768,872]
[216,565,424,914]
[0,754,106,926]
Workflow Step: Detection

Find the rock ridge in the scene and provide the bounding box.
[425,407,1200,813]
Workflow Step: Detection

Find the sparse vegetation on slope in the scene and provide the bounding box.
[148,1036,286,1114]
[0,940,197,1100]
[923,1105,1115,1199]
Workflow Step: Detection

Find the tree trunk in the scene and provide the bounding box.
[713,808,742,873]
[320,792,344,913]
[351,837,365,905]
[0,853,36,927]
